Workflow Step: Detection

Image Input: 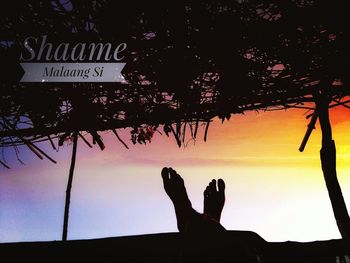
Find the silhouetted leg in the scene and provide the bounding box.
[161,167,225,234]
[161,167,194,232]
[162,168,233,262]
[204,179,225,222]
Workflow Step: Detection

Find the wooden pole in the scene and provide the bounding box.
[62,133,78,241]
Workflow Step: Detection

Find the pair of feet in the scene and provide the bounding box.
[161,167,225,222]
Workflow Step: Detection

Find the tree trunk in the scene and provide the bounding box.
[316,96,350,240]
[62,133,78,241]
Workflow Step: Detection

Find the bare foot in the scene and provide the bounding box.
[203,179,225,222]
[161,167,192,232]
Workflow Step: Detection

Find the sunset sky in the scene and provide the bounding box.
[0,106,349,243]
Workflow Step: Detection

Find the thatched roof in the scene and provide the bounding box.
[0,1,348,163]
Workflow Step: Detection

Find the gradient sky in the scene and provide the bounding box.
[0,105,349,243]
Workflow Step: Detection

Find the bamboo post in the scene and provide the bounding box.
[62,132,78,241]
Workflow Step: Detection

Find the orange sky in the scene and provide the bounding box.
[1,105,349,242]
[86,104,350,169]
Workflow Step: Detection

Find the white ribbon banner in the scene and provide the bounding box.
[20,63,126,82]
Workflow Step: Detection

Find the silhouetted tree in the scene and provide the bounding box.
[0,0,349,240]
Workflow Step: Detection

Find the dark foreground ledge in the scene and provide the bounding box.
[0,231,349,263]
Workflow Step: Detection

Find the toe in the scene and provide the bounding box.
[218,179,225,193]
[169,168,180,181]
[204,186,210,196]
[161,167,169,181]
[210,179,217,192]
[170,168,183,182]
[204,187,209,197]
[168,167,176,179]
